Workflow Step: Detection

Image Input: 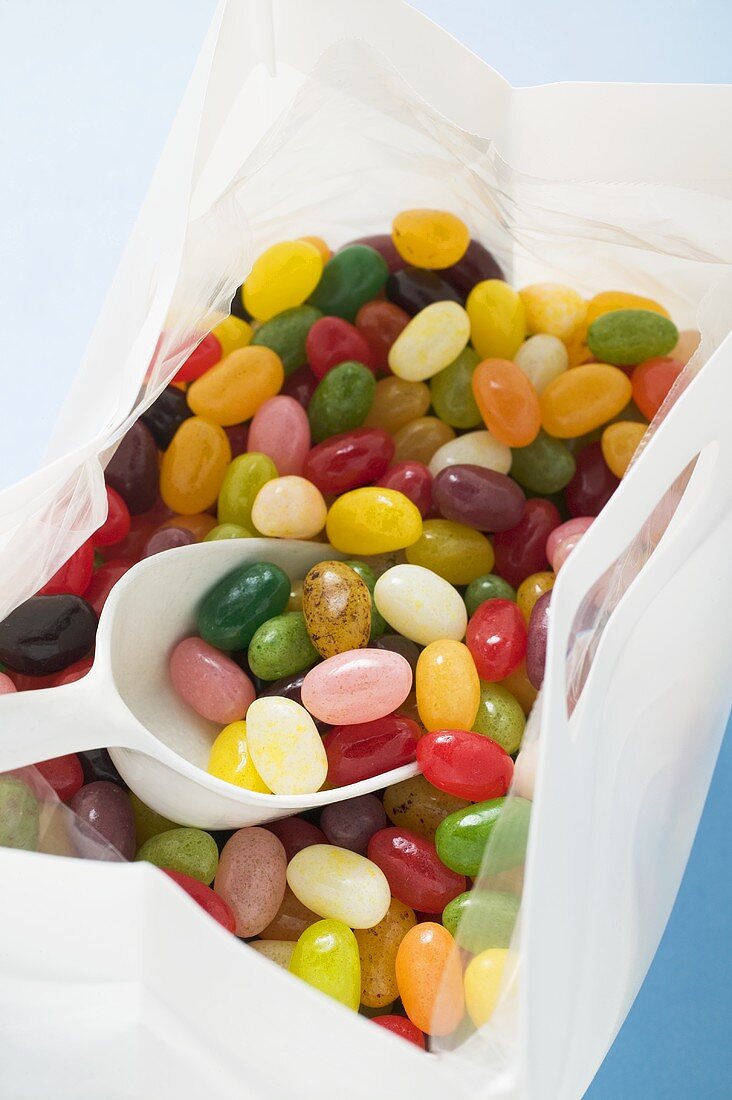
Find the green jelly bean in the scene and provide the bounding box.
[0,776,39,851]
[136,827,218,884]
[203,523,254,542]
[435,797,531,877]
[472,682,525,755]
[429,347,482,429]
[308,361,376,443]
[587,309,678,366]
[309,245,389,322]
[289,918,361,1010]
[251,305,322,375]
[129,792,178,847]
[198,561,291,651]
[510,430,576,494]
[248,611,320,681]
[217,453,278,533]
[442,890,520,953]
[345,560,386,640]
[464,574,516,617]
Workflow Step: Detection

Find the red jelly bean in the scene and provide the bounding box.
[492,498,561,588]
[323,713,421,786]
[376,462,433,517]
[174,333,222,383]
[34,754,85,802]
[355,300,411,373]
[373,1015,426,1049]
[281,363,320,409]
[565,442,619,518]
[466,598,527,681]
[417,730,513,801]
[367,827,466,913]
[306,316,378,379]
[163,868,236,932]
[304,429,394,495]
[39,539,94,597]
[264,817,327,862]
[632,356,684,420]
[92,487,131,548]
[84,560,132,616]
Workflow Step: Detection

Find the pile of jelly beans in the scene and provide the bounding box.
[0,208,698,1046]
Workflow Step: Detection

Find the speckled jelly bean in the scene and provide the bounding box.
[305,428,394,494]
[320,795,387,855]
[466,279,525,360]
[244,240,323,321]
[436,797,530,876]
[290,919,361,1010]
[387,266,462,315]
[514,334,569,393]
[467,598,527,681]
[308,360,376,443]
[136,827,219,884]
[302,560,372,657]
[0,777,39,851]
[301,648,412,726]
[305,316,377,378]
[388,301,470,382]
[214,827,287,936]
[395,922,465,1035]
[260,885,319,941]
[432,465,525,532]
[323,713,420,786]
[428,429,511,478]
[509,430,577,495]
[368,827,465,914]
[442,890,519,953]
[492,498,561,588]
[187,347,284,426]
[383,775,469,841]
[247,613,320,682]
[565,441,619,517]
[405,518,494,585]
[0,594,97,674]
[416,640,480,732]
[207,721,270,792]
[526,589,552,689]
[170,636,255,724]
[587,309,678,366]
[251,304,322,374]
[601,421,647,477]
[472,358,541,448]
[472,682,526,755]
[355,300,411,371]
[197,561,290,651]
[374,563,467,646]
[247,395,311,476]
[392,416,456,466]
[245,696,327,794]
[464,947,509,1026]
[217,453,278,532]
[418,730,513,802]
[250,476,327,540]
[519,282,587,340]
[355,897,417,1009]
[160,416,231,514]
[540,364,633,438]
[326,487,422,555]
[287,844,391,929]
[429,347,482,429]
[309,245,389,322]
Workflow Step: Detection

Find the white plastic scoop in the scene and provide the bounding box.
[0,539,419,829]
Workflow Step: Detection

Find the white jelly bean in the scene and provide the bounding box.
[287,844,391,929]
[428,430,511,478]
[245,696,327,794]
[388,301,470,382]
[514,334,569,394]
[374,563,467,646]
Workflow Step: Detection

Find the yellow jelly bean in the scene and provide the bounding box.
[207,721,270,793]
[392,209,470,269]
[519,283,587,341]
[383,775,469,841]
[416,640,480,732]
[290,918,361,1011]
[243,240,323,321]
[540,364,632,438]
[364,376,432,434]
[464,947,509,1027]
[601,420,647,478]
[466,279,525,360]
[405,518,494,585]
[245,696,328,795]
[211,315,254,357]
[355,897,417,1008]
[326,488,422,555]
[388,301,470,382]
[250,476,327,540]
[187,347,284,426]
[516,571,555,622]
[160,416,231,515]
[299,235,331,262]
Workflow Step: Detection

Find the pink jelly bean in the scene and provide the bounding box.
[247,395,311,476]
[300,649,413,726]
[546,517,594,572]
[214,827,287,938]
[169,637,255,724]
[0,672,17,694]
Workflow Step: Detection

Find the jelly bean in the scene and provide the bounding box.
[289,918,361,1011]
[364,376,431,433]
[436,797,530,876]
[601,421,647,478]
[0,595,97,674]
[387,266,462,315]
[355,896,417,1008]
[69,781,135,859]
[442,891,519,953]
[632,355,684,420]
[250,304,322,374]
[129,792,177,846]
[464,948,509,1027]
[428,429,511,478]
[587,309,678,366]
[388,302,470,382]
[472,358,541,448]
[383,775,469,841]
[39,539,94,597]
[217,452,278,533]
[143,526,196,557]
[163,868,236,932]
[417,730,513,802]
[305,316,377,378]
[244,240,323,321]
[375,461,432,518]
[174,332,222,383]
[105,421,159,514]
[214,827,287,936]
[84,560,132,616]
[250,940,296,969]
[160,416,231,514]
[429,347,482,429]
[671,329,700,363]
[373,1015,426,1049]
[392,417,456,466]
[326,487,422,555]
[516,572,555,622]
[323,713,420,786]
[514,333,569,393]
[344,234,404,274]
[141,386,192,452]
[258,672,329,733]
[368,828,466,913]
[260,885,319,941]
[526,589,552,689]
[391,209,469,269]
[586,290,670,326]
[374,563,466,645]
[441,238,504,297]
[547,516,593,572]
[356,300,411,371]
[466,280,525,360]
[540,363,632,438]
[187,347,284,426]
[432,465,525,532]
[0,777,39,851]
[372,634,421,673]
[246,695,327,793]
[34,754,84,802]
[250,476,327,540]
[169,636,255,724]
[415,640,480,732]
[395,922,465,1035]
[265,817,327,862]
[509,430,576,496]
[302,560,372,658]
[281,362,319,409]
[305,428,394,494]
[300,235,330,262]
[92,487,131,548]
[203,523,253,542]
[464,573,516,616]
[137,827,219,884]
[207,721,270,792]
[79,748,125,788]
[211,315,254,357]
[309,245,389,322]
[247,395,311,476]
[109,514,155,562]
[320,794,387,855]
[344,560,386,641]
[564,441,619,517]
[405,518,494,585]
[492,498,561,588]
[519,282,587,340]
[287,844,391,928]
[197,561,290,651]
[247,613,320,682]
[301,648,412,726]
[160,512,217,541]
[500,662,537,718]
[467,599,527,681]
[308,360,376,443]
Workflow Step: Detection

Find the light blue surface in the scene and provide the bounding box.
[0,2,730,1096]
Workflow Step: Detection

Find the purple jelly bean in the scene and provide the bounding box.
[105,422,159,514]
[441,239,504,297]
[386,266,463,315]
[143,526,196,557]
[526,589,553,690]
[320,794,387,855]
[432,464,526,532]
[70,780,136,859]
[265,817,327,862]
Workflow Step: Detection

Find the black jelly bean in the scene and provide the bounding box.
[0,595,97,675]
[141,386,192,450]
[386,266,463,315]
[79,748,127,788]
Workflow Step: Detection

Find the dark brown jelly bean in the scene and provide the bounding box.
[141,386,192,449]
[0,595,97,674]
[105,421,159,514]
[386,266,463,315]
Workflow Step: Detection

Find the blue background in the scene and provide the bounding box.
[0,1,730,1094]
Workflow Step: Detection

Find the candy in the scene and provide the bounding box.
[373,1015,426,1048]
[136,827,219,885]
[175,333,222,383]
[586,290,669,325]
[405,518,494,585]
[466,279,525,360]
[516,572,555,622]
[144,526,196,556]
[492,498,561,588]
[364,375,431,433]
[305,316,377,378]
[301,648,412,726]
[265,817,327,861]
[388,302,470,382]
[203,523,252,542]
[79,748,125,788]
[387,266,462,314]
[467,598,527,682]
[197,562,290,651]
[326,488,422,555]
[251,304,322,374]
[302,560,372,658]
[287,844,391,928]
[250,476,327,540]
[464,573,516,616]
[245,696,327,794]
[526,589,552,689]
[441,239,504,297]
[247,613,320,682]
[428,429,511,478]
[0,777,39,851]
[392,416,456,466]
[395,922,464,1035]
[344,234,404,274]
[432,465,525,532]
[187,346,284,426]
[211,315,254,357]
[564,441,619,517]
[244,240,323,321]
[501,662,538,717]
[429,347,482,429]
[308,360,376,443]
[372,634,421,673]
[374,563,467,646]
[547,516,593,572]
[84,560,131,615]
[509,430,576,495]
[160,512,217,540]
[368,828,466,913]
[160,416,231,514]
[355,897,417,1008]
[323,713,420,786]
[39,539,94,597]
[289,919,361,1010]
[130,792,176,846]
[163,869,236,932]
[601,420,647,477]
[391,209,469,269]
[258,672,327,732]
[217,452,278,533]
[247,395,311,476]
[0,595,97,674]
[376,462,432,518]
[320,795,387,855]
[464,948,509,1027]
[632,355,684,419]
[435,797,530,876]
[304,428,394,494]
[281,363,319,408]
[519,282,587,340]
[472,358,541,448]
[345,560,386,641]
[541,363,633,438]
[442,891,519,953]
[587,309,678,366]
[514,333,569,393]
[472,682,526,755]
[415,640,480,732]
[260,885,319,941]
[34,754,84,802]
[93,487,131,548]
[207,721,270,792]
[417,730,513,802]
[355,300,411,371]
[309,245,389,321]
[250,940,296,969]
[214,827,287,936]
[383,775,469,841]
[169,637,255,724]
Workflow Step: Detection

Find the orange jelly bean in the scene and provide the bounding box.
[160,416,231,514]
[540,364,632,438]
[187,347,284,426]
[472,359,541,447]
[631,356,684,420]
[395,922,465,1036]
[601,421,647,478]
